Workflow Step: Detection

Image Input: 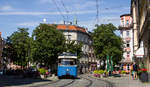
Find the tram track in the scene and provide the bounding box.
[80,75,93,87]
[82,77,93,87]
[87,75,114,87]
[31,79,61,87]
[59,79,75,87]
[31,74,113,87]
[60,75,93,87]
[33,78,76,87]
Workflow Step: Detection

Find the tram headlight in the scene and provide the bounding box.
[66,69,69,71]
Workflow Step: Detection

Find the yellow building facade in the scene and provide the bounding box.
[131,0,150,80]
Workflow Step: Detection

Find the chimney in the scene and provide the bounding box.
[74,17,77,25]
[70,22,72,25]
[63,21,65,24]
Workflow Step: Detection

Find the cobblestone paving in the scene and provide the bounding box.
[92,74,150,87]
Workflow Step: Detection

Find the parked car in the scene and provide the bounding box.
[23,68,39,78]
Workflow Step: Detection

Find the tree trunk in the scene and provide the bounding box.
[103,59,106,70]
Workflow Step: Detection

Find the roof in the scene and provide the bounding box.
[56,24,87,33]
[120,14,131,17]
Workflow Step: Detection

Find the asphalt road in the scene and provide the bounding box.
[0,74,113,87]
[35,74,112,87]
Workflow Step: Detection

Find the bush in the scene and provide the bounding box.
[38,68,46,75]
[121,70,126,74]
[93,70,104,74]
[104,70,109,74]
[98,70,104,74]
[93,70,99,74]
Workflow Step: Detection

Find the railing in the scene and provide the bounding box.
[125,37,131,42]
[118,24,133,29]
[125,47,131,52]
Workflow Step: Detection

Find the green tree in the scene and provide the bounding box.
[65,40,83,59]
[9,28,30,67]
[32,24,65,67]
[92,23,123,67]
[2,37,17,65]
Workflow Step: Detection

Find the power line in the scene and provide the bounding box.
[59,0,77,24]
[96,0,100,24]
[60,0,69,14]
[60,0,69,22]
[51,0,66,20]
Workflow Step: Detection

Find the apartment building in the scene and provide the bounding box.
[0,32,4,71]
[131,0,150,81]
[119,14,134,72]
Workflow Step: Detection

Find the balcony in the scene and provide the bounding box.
[125,37,131,42]
[124,58,132,63]
[125,47,131,52]
[118,24,133,30]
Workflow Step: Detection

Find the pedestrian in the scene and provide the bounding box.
[80,65,83,74]
[132,62,138,80]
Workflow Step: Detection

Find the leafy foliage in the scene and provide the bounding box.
[65,40,83,59]
[32,24,66,66]
[9,28,30,67]
[38,68,47,75]
[2,37,16,63]
[2,24,83,69]
[92,23,123,65]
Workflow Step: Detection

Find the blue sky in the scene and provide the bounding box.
[0,0,130,38]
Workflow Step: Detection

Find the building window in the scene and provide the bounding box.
[126,20,129,26]
[127,51,130,57]
[127,43,130,47]
[122,20,124,26]
[126,31,129,36]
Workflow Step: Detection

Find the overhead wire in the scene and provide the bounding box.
[59,0,78,24]
[96,0,100,24]
[60,0,69,22]
[51,0,66,20]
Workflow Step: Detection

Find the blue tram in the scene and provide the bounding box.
[57,52,77,78]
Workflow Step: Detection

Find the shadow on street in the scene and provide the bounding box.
[0,75,51,87]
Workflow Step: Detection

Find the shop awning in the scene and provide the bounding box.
[135,47,144,58]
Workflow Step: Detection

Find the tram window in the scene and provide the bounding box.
[61,61,70,65]
[59,59,77,65]
[61,61,76,65]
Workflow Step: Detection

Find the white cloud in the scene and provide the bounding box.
[0,10,95,15]
[39,0,52,4]
[74,1,96,10]
[0,5,14,11]
[78,15,120,32]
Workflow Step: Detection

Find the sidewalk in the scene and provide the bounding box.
[94,74,150,87]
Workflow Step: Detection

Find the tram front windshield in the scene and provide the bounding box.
[59,59,76,65]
